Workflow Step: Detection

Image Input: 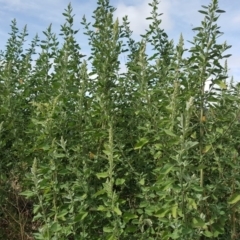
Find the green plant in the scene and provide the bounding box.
[1,0,240,239]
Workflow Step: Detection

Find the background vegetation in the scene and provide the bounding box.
[1,0,240,239]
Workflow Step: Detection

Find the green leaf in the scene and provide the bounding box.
[192,27,203,31]
[74,212,88,221]
[125,225,138,233]
[113,207,122,215]
[222,54,231,58]
[33,205,41,214]
[202,145,212,153]
[19,190,35,198]
[215,80,227,89]
[115,178,125,186]
[96,172,109,179]
[97,205,108,211]
[170,230,180,239]
[33,212,42,221]
[123,212,138,223]
[154,209,169,218]
[139,178,145,185]
[159,163,174,175]
[192,185,204,193]
[185,141,198,150]
[192,217,206,228]
[198,10,208,15]
[93,189,106,197]
[188,198,197,209]
[204,230,213,237]
[164,129,177,137]
[216,9,225,13]
[103,226,113,233]
[40,145,50,151]
[171,205,178,218]
[228,194,240,205]
[54,153,65,158]
[80,212,88,220]
[49,222,61,232]
[134,138,149,150]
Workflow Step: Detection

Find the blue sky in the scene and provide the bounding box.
[0,0,239,82]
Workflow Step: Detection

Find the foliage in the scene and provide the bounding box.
[1,0,240,239]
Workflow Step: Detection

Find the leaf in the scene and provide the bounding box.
[49,222,61,232]
[192,217,206,228]
[147,53,159,61]
[102,149,110,156]
[215,80,227,90]
[123,212,138,223]
[103,226,113,233]
[134,138,149,150]
[0,121,4,132]
[125,225,138,233]
[188,198,197,209]
[74,212,88,221]
[139,178,145,185]
[93,189,106,197]
[185,141,198,150]
[40,145,50,151]
[80,212,88,220]
[198,10,208,15]
[164,129,177,137]
[96,172,109,179]
[222,54,231,58]
[204,231,213,237]
[160,163,174,175]
[216,9,225,13]
[192,185,204,193]
[113,207,122,215]
[171,205,178,218]
[228,194,240,205]
[54,153,65,158]
[57,209,68,220]
[33,205,41,214]
[19,190,35,198]
[33,212,42,221]
[103,142,111,152]
[154,209,169,218]
[97,205,108,211]
[143,218,153,226]
[192,27,203,31]
[115,178,125,186]
[202,145,212,153]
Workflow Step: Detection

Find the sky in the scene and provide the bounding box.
[0,0,239,83]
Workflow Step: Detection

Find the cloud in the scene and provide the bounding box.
[0,0,239,83]
[0,0,93,49]
[0,0,76,25]
[232,13,240,25]
[0,0,39,11]
[114,0,173,37]
[228,55,240,82]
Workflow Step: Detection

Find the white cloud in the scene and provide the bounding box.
[114,0,173,37]
[0,0,38,11]
[0,0,239,83]
[232,13,240,24]
[0,0,72,25]
[228,55,240,82]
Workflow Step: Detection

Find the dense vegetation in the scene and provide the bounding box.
[1,0,240,239]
